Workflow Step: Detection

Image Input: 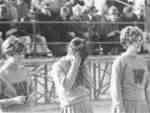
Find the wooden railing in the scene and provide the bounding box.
[21,55,150,104]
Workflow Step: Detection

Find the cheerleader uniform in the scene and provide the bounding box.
[111,52,150,113]
[0,56,29,98]
[51,56,93,113]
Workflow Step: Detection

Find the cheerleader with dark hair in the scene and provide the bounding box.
[51,37,93,113]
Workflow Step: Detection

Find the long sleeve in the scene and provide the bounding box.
[110,57,123,107]
[145,72,150,111]
[51,59,79,91]
[145,60,150,111]
[51,62,66,88]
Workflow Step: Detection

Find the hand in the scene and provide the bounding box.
[13,96,26,104]
[72,53,82,67]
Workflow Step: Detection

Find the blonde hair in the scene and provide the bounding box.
[1,36,25,57]
[67,37,89,65]
[67,37,86,54]
[120,26,143,48]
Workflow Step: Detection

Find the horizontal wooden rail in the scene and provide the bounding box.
[2,55,150,104]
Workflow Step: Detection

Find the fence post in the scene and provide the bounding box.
[145,0,150,32]
[44,64,49,104]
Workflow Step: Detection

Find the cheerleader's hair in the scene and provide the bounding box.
[67,37,89,63]
[67,37,90,88]
[120,26,143,48]
[1,36,25,57]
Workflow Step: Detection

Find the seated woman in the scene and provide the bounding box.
[0,36,32,111]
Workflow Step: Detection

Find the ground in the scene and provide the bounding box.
[3,100,111,113]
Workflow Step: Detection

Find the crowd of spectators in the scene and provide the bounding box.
[0,0,145,21]
[0,0,147,57]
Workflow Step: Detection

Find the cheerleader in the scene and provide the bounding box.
[0,36,30,111]
[51,37,93,113]
[110,26,150,113]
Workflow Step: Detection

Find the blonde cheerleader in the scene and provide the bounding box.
[110,26,150,113]
[0,36,31,111]
[51,37,93,113]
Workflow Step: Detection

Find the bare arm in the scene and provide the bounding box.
[0,76,17,97]
[0,58,17,97]
[110,58,124,113]
[145,74,150,112]
[0,96,26,108]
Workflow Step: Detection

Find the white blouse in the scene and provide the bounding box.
[110,52,150,107]
[51,56,92,107]
[0,57,28,84]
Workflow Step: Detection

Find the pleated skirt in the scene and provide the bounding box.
[123,100,149,113]
[61,100,93,113]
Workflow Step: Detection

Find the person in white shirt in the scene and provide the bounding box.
[0,36,31,112]
[51,37,93,113]
[110,26,150,113]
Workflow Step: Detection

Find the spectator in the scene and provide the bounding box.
[31,0,42,11]
[15,0,29,21]
[83,0,95,10]
[106,0,127,13]
[97,6,120,54]
[135,7,145,21]
[5,0,18,21]
[105,5,120,22]
[120,6,138,28]
[121,6,137,22]
[106,30,124,55]
[40,2,52,17]
[31,0,67,18]
[70,4,84,21]
[0,0,7,20]
[134,7,145,30]
[30,34,53,57]
[59,6,71,21]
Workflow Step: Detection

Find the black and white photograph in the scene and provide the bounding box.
[0,0,150,113]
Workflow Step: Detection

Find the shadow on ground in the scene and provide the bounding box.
[3,100,111,113]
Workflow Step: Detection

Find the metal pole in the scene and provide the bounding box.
[32,11,37,57]
[145,0,150,32]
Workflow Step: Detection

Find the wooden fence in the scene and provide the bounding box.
[21,55,150,104]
